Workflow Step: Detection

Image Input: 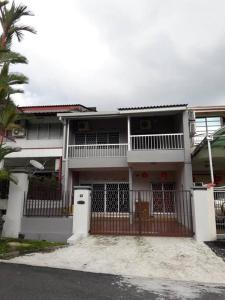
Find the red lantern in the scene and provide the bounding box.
[142,172,149,178]
[160,172,168,180]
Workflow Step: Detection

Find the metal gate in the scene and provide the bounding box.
[214,188,225,234]
[90,188,193,237]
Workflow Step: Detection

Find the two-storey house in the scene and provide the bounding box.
[58,104,193,219]
[1,103,194,241]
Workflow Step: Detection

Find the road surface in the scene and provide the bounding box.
[0,262,225,299]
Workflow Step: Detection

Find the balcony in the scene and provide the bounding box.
[68,143,128,158]
[67,133,184,167]
[130,133,184,150]
[128,133,184,163]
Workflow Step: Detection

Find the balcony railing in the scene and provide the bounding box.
[68,133,184,158]
[68,144,128,158]
[130,133,184,150]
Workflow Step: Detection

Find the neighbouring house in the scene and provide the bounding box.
[0,104,94,215]
[0,103,199,241]
[191,105,225,186]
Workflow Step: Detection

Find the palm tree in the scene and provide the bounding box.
[0,101,18,143]
[0,1,36,49]
[0,1,35,183]
[0,47,27,65]
[0,142,20,183]
[0,63,28,102]
[0,0,36,102]
[0,101,20,183]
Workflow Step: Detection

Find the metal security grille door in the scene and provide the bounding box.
[214,189,225,234]
[91,183,129,213]
[90,187,193,237]
[152,183,176,214]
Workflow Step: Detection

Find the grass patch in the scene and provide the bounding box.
[0,238,65,259]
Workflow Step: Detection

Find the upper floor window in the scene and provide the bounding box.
[74,132,119,145]
[27,123,62,140]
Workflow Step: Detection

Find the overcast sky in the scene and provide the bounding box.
[11,0,225,109]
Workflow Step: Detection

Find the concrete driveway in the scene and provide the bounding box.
[8,236,225,285]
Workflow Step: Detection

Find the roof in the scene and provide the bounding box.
[58,103,187,119]
[118,104,188,111]
[191,105,225,112]
[17,104,95,114]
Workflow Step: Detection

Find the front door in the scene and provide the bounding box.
[151,182,176,214]
[91,183,129,213]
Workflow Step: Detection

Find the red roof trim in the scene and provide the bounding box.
[18,104,90,113]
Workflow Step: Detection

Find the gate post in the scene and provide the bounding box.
[192,187,217,242]
[67,186,92,244]
[2,172,29,238]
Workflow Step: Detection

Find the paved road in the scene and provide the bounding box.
[0,262,225,299]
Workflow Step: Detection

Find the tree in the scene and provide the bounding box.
[0,0,36,102]
[0,0,35,182]
[0,100,18,143]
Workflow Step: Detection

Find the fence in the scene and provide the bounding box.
[0,180,9,199]
[90,189,193,237]
[23,186,73,217]
[130,133,184,150]
[214,189,225,234]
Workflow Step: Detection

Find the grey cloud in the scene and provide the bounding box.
[12,0,225,109]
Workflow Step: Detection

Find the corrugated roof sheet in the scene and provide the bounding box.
[118,104,188,111]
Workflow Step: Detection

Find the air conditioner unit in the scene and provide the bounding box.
[140,119,151,130]
[12,127,26,138]
[77,121,90,131]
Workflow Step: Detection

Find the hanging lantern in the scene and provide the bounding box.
[160,171,168,180]
[142,172,149,178]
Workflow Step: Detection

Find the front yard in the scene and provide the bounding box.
[0,238,64,259]
[8,236,225,284]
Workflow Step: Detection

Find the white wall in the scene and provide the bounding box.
[192,187,217,242]
[76,169,177,189]
[6,138,63,159]
[78,170,129,183]
[2,173,29,238]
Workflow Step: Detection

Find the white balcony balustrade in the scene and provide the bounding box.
[130,133,184,150]
[68,144,128,158]
[68,133,184,158]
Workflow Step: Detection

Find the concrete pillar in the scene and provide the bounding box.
[67,186,92,244]
[183,162,193,190]
[192,187,217,242]
[2,172,29,238]
[127,116,131,150]
[182,110,193,190]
